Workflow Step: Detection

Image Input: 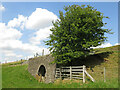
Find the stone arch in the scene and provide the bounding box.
[28,55,56,83]
[38,65,46,77]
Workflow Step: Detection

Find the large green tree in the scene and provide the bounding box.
[45,5,112,64]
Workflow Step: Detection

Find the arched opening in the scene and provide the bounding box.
[38,65,46,77]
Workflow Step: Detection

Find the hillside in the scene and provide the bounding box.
[83,45,118,82]
[2,45,119,88]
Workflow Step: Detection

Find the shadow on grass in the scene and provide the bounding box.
[63,51,113,72]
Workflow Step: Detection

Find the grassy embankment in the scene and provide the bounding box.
[2,45,119,88]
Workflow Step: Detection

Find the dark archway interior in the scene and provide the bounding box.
[38,65,46,77]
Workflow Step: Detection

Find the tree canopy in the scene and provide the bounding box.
[45,5,112,64]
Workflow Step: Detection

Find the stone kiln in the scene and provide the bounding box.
[28,55,56,83]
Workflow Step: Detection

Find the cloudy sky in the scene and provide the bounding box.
[0,2,118,63]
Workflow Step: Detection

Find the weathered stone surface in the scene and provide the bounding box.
[28,55,56,83]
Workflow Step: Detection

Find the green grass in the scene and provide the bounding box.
[2,45,119,88]
[2,60,27,66]
[2,65,118,88]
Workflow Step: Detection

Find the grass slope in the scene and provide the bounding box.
[2,45,119,88]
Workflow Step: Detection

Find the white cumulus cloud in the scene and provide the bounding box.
[0,23,23,63]
[7,15,27,29]
[114,43,120,46]
[1,50,22,58]
[0,8,58,63]
[7,8,58,31]
[25,8,58,30]
[30,26,53,45]
[0,23,22,41]
[91,43,113,49]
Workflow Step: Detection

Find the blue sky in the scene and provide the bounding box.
[0,2,118,63]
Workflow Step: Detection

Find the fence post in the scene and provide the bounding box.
[83,65,85,83]
[104,67,106,82]
[60,67,62,80]
[70,66,72,80]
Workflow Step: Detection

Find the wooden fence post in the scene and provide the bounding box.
[60,67,62,80]
[83,65,85,83]
[70,66,72,80]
